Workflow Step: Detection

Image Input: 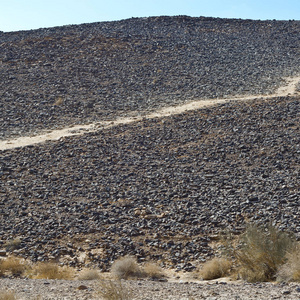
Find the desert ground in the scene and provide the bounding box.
[0,16,299,299]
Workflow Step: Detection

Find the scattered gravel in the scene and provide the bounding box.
[0,278,300,299]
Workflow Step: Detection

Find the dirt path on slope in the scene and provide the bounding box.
[1,76,299,151]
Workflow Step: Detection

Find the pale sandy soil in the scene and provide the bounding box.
[0,276,300,299]
[0,76,299,151]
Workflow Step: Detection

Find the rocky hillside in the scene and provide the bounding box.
[1,94,299,271]
[0,16,299,272]
[0,16,299,139]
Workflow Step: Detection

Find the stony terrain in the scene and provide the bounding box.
[1,278,300,299]
[0,15,300,299]
[0,16,299,140]
[0,95,299,272]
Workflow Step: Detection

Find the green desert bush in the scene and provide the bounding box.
[111,256,142,280]
[225,223,296,282]
[198,257,232,280]
[277,243,300,282]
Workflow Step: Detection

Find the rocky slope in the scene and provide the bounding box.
[0,16,299,139]
[0,15,299,287]
[0,95,299,272]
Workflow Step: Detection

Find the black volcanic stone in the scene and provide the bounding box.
[0,16,299,140]
[0,96,299,269]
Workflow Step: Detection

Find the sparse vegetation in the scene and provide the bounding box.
[111,256,142,280]
[0,257,76,280]
[277,243,300,282]
[53,96,64,106]
[223,223,296,282]
[0,256,28,277]
[30,262,73,280]
[111,256,165,281]
[0,290,17,300]
[4,238,21,252]
[95,280,131,300]
[77,268,101,280]
[143,262,164,280]
[198,258,232,280]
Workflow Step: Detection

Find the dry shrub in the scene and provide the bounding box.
[95,280,131,300]
[0,256,28,277]
[0,291,17,300]
[296,81,300,92]
[4,238,21,252]
[229,224,295,282]
[30,262,73,280]
[277,243,300,282]
[198,258,231,280]
[111,256,142,279]
[53,96,64,106]
[77,268,101,280]
[0,264,3,278]
[143,262,164,280]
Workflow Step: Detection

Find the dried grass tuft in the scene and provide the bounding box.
[223,223,296,282]
[95,280,131,300]
[0,256,28,277]
[0,291,17,300]
[198,258,231,280]
[4,238,21,252]
[143,262,164,280]
[77,268,101,280]
[53,96,64,106]
[30,262,73,280]
[277,243,300,282]
[111,256,142,280]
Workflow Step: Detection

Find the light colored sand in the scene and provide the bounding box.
[1,76,299,151]
[0,277,300,300]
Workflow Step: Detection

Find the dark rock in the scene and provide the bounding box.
[0,16,299,271]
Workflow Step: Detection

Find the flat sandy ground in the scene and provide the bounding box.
[0,276,300,299]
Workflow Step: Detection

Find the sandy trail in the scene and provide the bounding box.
[1,76,299,151]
